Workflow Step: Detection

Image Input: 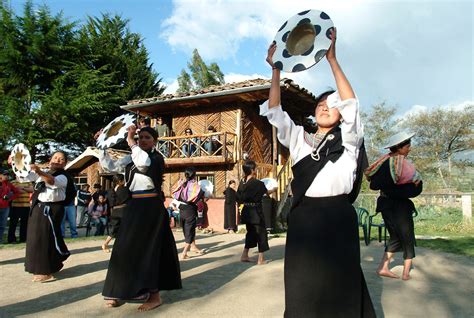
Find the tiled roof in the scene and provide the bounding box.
[126,78,316,106]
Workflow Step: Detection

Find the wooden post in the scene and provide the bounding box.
[462,194,472,224]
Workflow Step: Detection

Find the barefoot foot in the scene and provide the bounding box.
[240,257,256,263]
[377,269,400,279]
[180,254,190,260]
[402,274,411,281]
[137,293,162,312]
[257,259,271,265]
[105,299,124,308]
[102,244,111,253]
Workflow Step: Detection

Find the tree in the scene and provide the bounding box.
[402,105,474,189]
[0,3,165,162]
[177,48,225,92]
[79,14,165,101]
[361,102,400,163]
[176,69,192,94]
[0,0,79,160]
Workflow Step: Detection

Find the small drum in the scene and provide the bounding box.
[198,179,214,198]
[10,143,32,178]
[261,178,278,191]
[96,113,136,149]
[273,9,334,72]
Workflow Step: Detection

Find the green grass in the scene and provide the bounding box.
[417,237,474,257]
[0,235,104,250]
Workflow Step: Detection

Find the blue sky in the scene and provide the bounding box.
[9,0,474,115]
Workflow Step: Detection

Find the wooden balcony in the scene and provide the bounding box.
[157,132,238,167]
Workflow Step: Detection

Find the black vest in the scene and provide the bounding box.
[290,127,367,209]
[30,169,72,210]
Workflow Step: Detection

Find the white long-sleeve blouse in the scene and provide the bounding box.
[99,146,155,192]
[259,91,364,197]
[24,171,67,202]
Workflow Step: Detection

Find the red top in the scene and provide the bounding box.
[0,181,19,208]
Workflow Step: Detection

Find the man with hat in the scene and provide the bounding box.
[0,169,19,243]
[365,130,423,281]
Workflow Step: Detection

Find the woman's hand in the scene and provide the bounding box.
[127,124,138,147]
[266,41,277,68]
[93,128,103,141]
[127,124,137,139]
[30,164,41,174]
[326,27,337,62]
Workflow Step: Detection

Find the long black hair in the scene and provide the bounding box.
[242,160,256,177]
[184,166,196,181]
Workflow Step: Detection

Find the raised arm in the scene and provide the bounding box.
[326,28,355,101]
[266,42,281,108]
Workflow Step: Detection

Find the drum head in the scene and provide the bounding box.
[261,178,278,191]
[198,179,214,197]
[273,9,334,73]
[96,113,136,149]
[10,143,32,178]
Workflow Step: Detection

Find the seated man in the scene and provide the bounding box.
[167,199,181,226]
[203,125,219,155]
[181,128,197,157]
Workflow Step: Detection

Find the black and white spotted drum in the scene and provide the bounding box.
[10,143,32,178]
[96,113,136,149]
[273,9,334,73]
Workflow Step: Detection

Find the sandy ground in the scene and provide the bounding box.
[1,230,473,318]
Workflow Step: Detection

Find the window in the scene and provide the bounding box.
[74,175,88,187]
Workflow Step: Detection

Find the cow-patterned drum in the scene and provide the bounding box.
[96,113,136,149]
[10,143,32,178]
[273,9,334,73]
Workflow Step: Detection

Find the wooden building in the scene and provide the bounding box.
[67,78,317,230]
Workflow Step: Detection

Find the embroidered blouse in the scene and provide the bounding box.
[259,91,364,197]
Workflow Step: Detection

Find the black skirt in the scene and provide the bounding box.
[25,202,70,275]
[102,193,182,299]
[377,196,416,259]
[284,195,375,318]
[224,203,237,230]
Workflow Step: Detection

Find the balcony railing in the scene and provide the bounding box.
[156,131,237,165]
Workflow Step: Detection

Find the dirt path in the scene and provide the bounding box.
[1,231,473,317]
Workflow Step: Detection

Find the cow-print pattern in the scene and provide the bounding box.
[273,9,334,73]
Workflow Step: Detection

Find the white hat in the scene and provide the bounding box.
[272,9,334,73]
[383,131,415,149]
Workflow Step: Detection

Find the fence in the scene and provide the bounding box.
[355,192,474,236]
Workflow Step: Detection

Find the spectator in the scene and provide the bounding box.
[101,174,129,253]
[223,180,238,233]
[89,194,108,236]
[181,128,197,157]
[167,199,181,226]
[76,184,92,227]
[0,169,19,243]
[138,117,151,129]
[155,116,169,157]
[61,176,78,238]
[8,178,33,243]
[92,183,106,202]
[203,125,218,155]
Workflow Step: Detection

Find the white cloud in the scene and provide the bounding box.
[159,0,473,114]
[160,0,371,60]
[164,78,179,94]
